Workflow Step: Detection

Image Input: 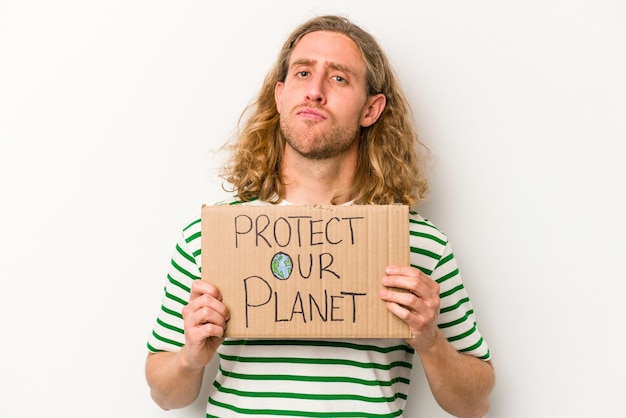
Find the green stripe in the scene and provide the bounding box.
[408,216,436,231]
[182,221,202,258]
[171,259,200,281]
[164,288,188,307]
[439,309,474,329]
[167,274,190,293]
[409,230,446,246]
[409,246,440,260]
[176,243,195,264]
[229,197,256,205]
[218,353,412,370]
[460,337,487,356]
[222,339,414,355]
[151,330,183,348]
[219,365,410,387]
[436,268,459,284]
[183,218,200,232]
[161,304,183,319]
[186,230,201,244]
[477,349,491,360]
[411,264,433,276]
[157,317,183,335]
[435,252,454,269]
[440,297,470,314]
[213,381,403,403]
[207,397,403,417]
[447,323,477,342]
[146,343,163,353]
[440,283,464,299]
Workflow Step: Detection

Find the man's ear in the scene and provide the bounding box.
[274,82,284,113]
[360,93,386,127]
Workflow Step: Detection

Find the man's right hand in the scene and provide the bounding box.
[181,280,230,370]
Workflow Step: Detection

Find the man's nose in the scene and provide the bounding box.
[306,75,326,104]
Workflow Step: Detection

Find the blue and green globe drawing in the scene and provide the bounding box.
[271,252,293,280]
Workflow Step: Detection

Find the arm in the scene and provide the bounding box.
[145,349,205,410]
[145,280,230,410]
[380,265,495,418]
[416,331,494,418]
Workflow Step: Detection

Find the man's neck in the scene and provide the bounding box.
[281,149,357,206]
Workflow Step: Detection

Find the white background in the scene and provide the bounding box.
[1,1,625,417]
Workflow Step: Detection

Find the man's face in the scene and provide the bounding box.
[274,31,382,161]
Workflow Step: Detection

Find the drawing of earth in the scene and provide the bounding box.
[271,252,293,280]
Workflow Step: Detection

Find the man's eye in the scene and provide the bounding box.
[334,76,346,83]
[297,71,309,77]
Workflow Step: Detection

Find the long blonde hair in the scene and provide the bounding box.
[220,15,430,206]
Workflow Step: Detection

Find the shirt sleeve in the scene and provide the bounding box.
[146,219,202,353]
[431,241,491,360]
[408,212,490,361]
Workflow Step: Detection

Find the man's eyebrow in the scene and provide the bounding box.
[290,58,356,76]
[290,58,315,68]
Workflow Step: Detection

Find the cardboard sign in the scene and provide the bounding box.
[201,204,410,338]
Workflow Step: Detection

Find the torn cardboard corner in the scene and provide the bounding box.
[201,204,410,339]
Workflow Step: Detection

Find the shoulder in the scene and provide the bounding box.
[181,197,267,240]
[407,209,451,274]
[408,209,449,247]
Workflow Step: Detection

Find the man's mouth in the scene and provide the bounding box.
[296,107,327,121]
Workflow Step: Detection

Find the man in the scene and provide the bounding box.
[146,15,494,417]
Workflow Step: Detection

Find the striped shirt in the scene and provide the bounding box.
[147,200,490,417]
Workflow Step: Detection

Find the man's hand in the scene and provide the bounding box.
[380,265,494,417]
[379,265,441,351]
[181,280,230,370]
[146,280,230,410]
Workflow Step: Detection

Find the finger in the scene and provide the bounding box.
[382,292,439,334]
[186,321,226,342]
[380,285,440,320]
[379,286,418,309]
[184,305,229,343]
[194,305,229,328]
[383,266,439,298]
[384,299,413,322]
[187,280,228,316]
[184,295,230,326]
[203,323,227,339]
[190,279,223,301]
[385,265,418,277]
[189,320,226,340]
